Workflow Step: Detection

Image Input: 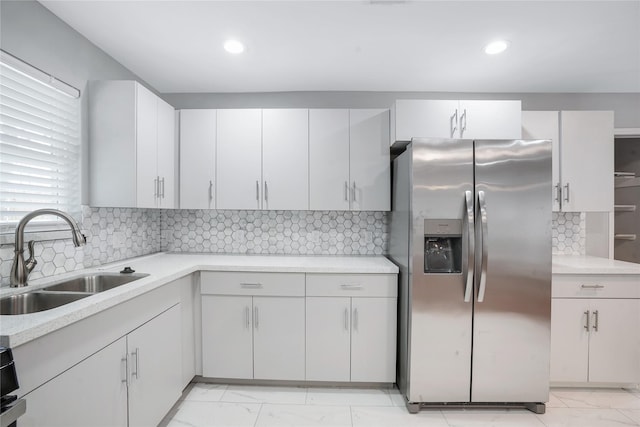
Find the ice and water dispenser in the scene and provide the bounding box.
[423,219,462,274]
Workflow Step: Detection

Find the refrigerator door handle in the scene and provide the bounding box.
[464,190,475,302]
[477,190,488,303]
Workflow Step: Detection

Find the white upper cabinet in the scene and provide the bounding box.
[179,109,216,209]
[216,109,263,210]
[522,110,614,212]
[309,109,350,211]
[309,109,390,211]
[89,80,176,208]
[522,111,561,212]
[262,109,309,210]
[350,109,390,211]
[458,100,522,140]
[560,111,614,212]
[390,99,522,143]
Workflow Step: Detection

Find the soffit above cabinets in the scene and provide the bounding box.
[39,1,640,94]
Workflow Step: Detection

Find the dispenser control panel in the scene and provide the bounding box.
[424,219,462,274]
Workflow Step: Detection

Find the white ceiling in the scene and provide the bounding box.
[40,1,640,94]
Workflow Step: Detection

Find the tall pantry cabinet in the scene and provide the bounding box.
[89,81,176,208]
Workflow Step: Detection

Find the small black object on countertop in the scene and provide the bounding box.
[120,266,135,274]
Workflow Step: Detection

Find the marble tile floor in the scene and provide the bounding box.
[162,383,640,427]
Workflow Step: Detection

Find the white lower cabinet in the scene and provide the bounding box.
[127,304,182,427]
[201,272,306,381]
[550,274,640,385]
[21,337,129,427]
[305,274,397,383]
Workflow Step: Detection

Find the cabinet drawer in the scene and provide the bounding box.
[201,272,305,296]
[306,274,397,297]
[552,275,640,299]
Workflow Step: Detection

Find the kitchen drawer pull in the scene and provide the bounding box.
[340,284,363,289]
[245,306,250,329]
[240,283,263,288]
[353,307,359,331]
[581,284,605,289]
[254,306,259,329]
[584,310,590,331]
[593,310,599,332]
[564,183,570,203]
[121,356,128,385]
[344,181,349,202]
[344,308,349,331]
[209,180,213,201]
[131,348,140,379]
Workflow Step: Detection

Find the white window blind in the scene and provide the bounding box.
[0,51,81,233]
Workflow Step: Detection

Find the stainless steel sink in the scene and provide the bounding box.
[42,273,149,293]
[0,273,149,315]
[0,292,90,315]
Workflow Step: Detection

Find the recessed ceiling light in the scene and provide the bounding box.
[484,40,509,55]
[224,39,244,54]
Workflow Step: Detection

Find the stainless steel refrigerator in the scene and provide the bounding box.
[389,138,552,414]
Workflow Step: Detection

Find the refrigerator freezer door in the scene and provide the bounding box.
[407,138,474,403]
[471,139,552,403]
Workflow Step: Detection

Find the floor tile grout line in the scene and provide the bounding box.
[615,408,640,426]
[252,402,264,427]
[349,405,354,427]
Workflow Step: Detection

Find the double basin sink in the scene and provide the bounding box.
[0,273,148,315]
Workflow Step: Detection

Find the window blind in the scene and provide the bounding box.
[0,52,81,232]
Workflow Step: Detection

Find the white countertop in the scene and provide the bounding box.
[553,254,640,275]
[0,253,398,348]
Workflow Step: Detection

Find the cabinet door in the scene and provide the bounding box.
[262,109,309,210]
[550,299,590,382]
[351,297,397,382]
[128,304,182,427]
[392,100,459,141]
[180,109,216,209]
[180,275,197,388]
[306,297,351,381]
[459,100,522,140]
[588,299,640,383]
[217,109,262,209]
[522,111,561,212]
[135,83,158,208]
[349,109,390,211]
[20,337,128,427]
[253,297,305,380]
[560,111,614,212]
[201,295,253,379]
[309,109,350,210]
[157,98,176,208]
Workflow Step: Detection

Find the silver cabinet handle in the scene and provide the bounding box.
[352,181,357,202]
[584,310,590,331]
[256,180,259,201]
[593,310,599,332]
[460,109,467,137]
[564,183,570,203]
[245,306,250,329]
[131,348,140,379]
[240,283,263,288]
[581,284,605,289]
[264,181,268,202]
[153,177,158,197]
[554,183,561,203]
[254,306,259,329]
[344,308,349,331]
[450,109,458,137]
[161,177,165,198]
[464,190,475,303]
[340,284,363,290]
[344,181,349,202]
[353,307,359,331]
[477,190,488,303]
[209,180,213,201]
[121,356,128,385]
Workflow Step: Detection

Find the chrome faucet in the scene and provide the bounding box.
[10,209,86,287]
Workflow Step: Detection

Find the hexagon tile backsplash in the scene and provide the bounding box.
[552,212,585,255]
[0,207,581,286]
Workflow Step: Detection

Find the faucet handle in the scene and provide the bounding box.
[25,240,37,273]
